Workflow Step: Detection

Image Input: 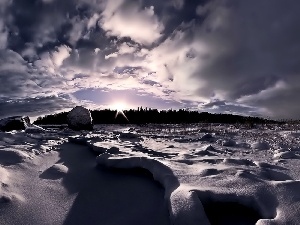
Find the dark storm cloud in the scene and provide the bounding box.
[200,100,261,117]
[147,0,300,119]
[0,49,65,98]
[7,0,104,52]
[1,0,300,119]
[0,95,75,119]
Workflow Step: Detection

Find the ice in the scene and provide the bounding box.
[0,123,299,224]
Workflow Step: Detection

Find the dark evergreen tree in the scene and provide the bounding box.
[34,108,281,125]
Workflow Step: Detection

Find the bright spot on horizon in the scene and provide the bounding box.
[111,102,129,122]
[110,102,127,112]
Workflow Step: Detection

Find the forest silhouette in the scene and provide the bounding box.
[34,107,278,126]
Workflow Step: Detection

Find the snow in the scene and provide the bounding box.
[25,124,45,134]
[0,123,299,224]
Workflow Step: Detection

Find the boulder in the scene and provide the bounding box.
[0,116,30,132]
[67,106,93,131]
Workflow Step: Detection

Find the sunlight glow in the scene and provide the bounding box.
[111,102,127,112]
[110,102,129,122]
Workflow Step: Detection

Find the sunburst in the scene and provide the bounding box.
[111,102,129,122]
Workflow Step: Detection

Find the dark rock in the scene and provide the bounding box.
[0,116,30,132]
[67,106,93,131]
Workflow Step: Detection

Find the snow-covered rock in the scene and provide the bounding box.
[25,124,45,134]
[67,106,93,131]
[0,116,29,132]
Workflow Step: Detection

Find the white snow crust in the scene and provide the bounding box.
[0,123,299,224]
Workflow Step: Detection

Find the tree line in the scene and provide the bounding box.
[34,107,280,125]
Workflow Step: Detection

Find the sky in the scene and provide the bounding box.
[1,0,300,120]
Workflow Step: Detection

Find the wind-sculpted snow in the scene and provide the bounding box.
[0,123,300,224]
[96,152,300,224]
[97,155,180,196]
[92,124,300,225]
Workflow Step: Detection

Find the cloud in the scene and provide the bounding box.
[51,45,72,67]
[0,0,11,49]
[0,50,37,98]
[1,0,300,119]
[100,0,164,45]
[140,0,300,119]
[200,100,261,117]
[0,95,75,119]
[0,49,70,100]
[171,0,185,10]
[0,20,8,49]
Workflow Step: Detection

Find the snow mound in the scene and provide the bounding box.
[273,151,299,159]
[199,133,213,141]
[222,139,236,147]
[199,168,221,177]
[130,143,178,159]
[68,136,88,145]
[0,149,30,165]
[96,155,270,225]
[273,148,288,153]
[254,162,287,170]
[194,149,216,157]
[223,158,256,166]
[204,145,215,151]
[173,138,190,143]
[40,164,68,180]
[119,132,139,139]
[88,141,120,154]
[0,166,9,184]
[96,150,300,225]
[258,169,292,181]
[236,142,251,148]
[199,128,211,133]
[0,166,23,204]
[96,154,179,194]
[251,141,270,150]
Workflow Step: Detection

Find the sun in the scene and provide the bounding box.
[111,102,127,112]
[111,102,129,122]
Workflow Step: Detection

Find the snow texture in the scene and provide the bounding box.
[0,123,299,224]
